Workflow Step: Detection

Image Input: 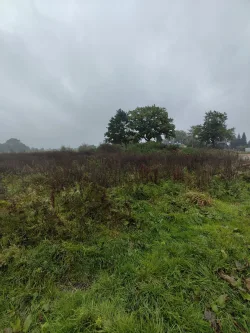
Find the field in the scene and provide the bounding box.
[1,147,250,333]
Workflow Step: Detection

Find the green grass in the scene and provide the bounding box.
[1,176,250,332]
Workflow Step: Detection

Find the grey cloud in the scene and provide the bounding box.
[0,0,250,148]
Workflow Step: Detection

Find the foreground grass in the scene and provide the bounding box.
[1,175,250,332]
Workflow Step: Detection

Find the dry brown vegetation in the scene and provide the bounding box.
[0,149,240,189]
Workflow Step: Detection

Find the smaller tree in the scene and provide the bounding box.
[128,105,175,142]
[242,132,247,146]
[230,133,248,149]
[105,109,133,145]
[230,134,241,149]
[189,125,203,137]
[198,111,234,147]
[174,130,188,144]
[187,125,203,147]
[78,144,96,152]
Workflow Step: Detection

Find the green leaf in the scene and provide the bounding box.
[211,303,219,313]
[42,303,50,312]
[235,278,242,288]
[240,292,250,301]
[11,318,21,333]
[221,249,228,259]
[23,314,32,332]
[41,322,50,333]
[217,294,228,307]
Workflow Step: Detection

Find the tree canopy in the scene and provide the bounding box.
[104,107,248,150]
[105,105,175,144]
[104,109,131,145]
[242,132,247,146]
[230,132,248,149]
[174,130,189,145]
[128,105,175,142]
[197,111,234,147]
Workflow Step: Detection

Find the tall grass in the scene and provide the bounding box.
[1,148,249,333]
[0,149,240,188]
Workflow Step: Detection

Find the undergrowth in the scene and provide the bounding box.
[0,150,250,333]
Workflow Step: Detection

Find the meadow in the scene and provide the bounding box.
[1,145,250,332]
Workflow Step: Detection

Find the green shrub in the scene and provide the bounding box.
[78,144,96,153]
[164,144,180,152]
[97,143,123,153]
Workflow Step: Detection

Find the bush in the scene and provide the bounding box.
[78,144,96,153]
[125,142,165,153]
[164,144,180,152]
[97,143,123,153]
[0,179,137,246]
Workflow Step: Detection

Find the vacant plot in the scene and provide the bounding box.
[0,150,250,333]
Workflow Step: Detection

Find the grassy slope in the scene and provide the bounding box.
[1,177,250,332]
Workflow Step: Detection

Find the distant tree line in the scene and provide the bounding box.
[105,106,241,149]
[230,132,250,150]
[1,108,248,153]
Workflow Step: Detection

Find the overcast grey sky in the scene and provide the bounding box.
[0,0,249,148]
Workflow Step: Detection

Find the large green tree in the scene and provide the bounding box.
[128,105,175,142]
[197,111,234,147]
[105,109,132,145]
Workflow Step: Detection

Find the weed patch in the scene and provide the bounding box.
[1,150,250,332]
